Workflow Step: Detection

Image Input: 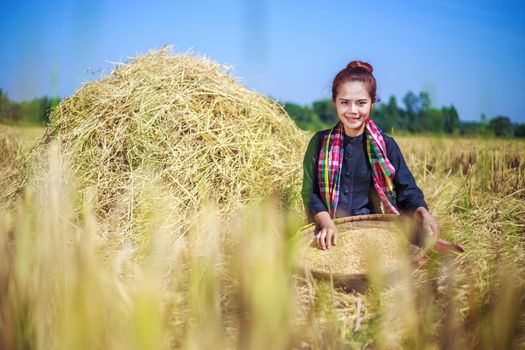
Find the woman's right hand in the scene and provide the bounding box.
[313,211,338,250]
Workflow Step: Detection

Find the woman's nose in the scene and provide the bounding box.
[350,103,358,113]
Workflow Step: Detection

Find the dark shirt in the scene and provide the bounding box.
[301,129,427,223]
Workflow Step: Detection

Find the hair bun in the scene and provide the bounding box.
[346,60,373,74]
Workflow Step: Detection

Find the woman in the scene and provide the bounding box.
[301,60,439,250]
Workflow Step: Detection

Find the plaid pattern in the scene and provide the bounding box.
[317,120,399,218]
[317,123,344,217]
[365,120,399,215]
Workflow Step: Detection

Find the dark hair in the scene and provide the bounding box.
[331,60,377,102]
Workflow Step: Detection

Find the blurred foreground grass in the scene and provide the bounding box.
[0,127,524,349]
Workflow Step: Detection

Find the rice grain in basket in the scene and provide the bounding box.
[296,214,424,291]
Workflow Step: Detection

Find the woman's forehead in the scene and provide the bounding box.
[337,81,370,100]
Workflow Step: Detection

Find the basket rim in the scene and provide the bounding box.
[298,213,399,234]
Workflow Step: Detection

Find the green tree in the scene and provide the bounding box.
[20,99,42,124]
[0,90,22,123]
[426,108,444,133]
[0,92,61,125]
[7,103,22,123]
[479,113,488,135]
[419,92,431,111]
[0,88,10,122]
[403,91,420,114]
[283,103,324,131]
[370,102,390,132]
[402,91,422,132]
[514,123,525,138]
[312,99,338,126]
[40,96,60,124]
[459,121,482,135]
[443,105,460,134]
[417,92,431,132]
[385,96,400,131]
[489,116,513,137]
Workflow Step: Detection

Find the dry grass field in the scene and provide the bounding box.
[1,124,523,350]
[0,50,524,349]
[0,125,46,152]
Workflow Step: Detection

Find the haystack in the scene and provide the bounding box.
[49,47,307,239]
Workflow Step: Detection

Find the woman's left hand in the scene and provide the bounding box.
[414,207,440,243]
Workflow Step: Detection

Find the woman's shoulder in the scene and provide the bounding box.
[313,127,333,138]
[376,131,398,146]
[307,127,333,145]
[304,127,334,158]
[380,132,395,145]
[378,132,403,157]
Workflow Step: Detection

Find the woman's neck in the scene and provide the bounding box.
[343,125,365,137]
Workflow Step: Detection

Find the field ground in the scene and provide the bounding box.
[1,123,524,349]
[0,124,47,152]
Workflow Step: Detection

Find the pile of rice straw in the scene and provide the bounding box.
[48,47,307,239]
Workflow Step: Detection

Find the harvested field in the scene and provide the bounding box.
[1,50,524,349]
[0,130,26,208]
[0,125,46,152]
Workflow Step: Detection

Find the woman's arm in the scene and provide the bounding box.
[301,132,328,222]
[386,136,440,237]
[385,136,428,213]
[414,206,440,239]
[301,132,338,249]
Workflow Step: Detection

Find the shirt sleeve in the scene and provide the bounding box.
[301,132,328,222]
[385,136,428,214]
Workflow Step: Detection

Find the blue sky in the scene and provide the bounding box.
[1,0,524,122]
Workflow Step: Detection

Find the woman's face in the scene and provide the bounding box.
[334,81,372,136]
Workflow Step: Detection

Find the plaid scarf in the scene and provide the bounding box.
[317,119,399,218]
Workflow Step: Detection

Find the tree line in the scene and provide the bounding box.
[0,89,60,125]
[1,88,524,137]
[282,91,525,138]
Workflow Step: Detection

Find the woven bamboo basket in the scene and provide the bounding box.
[296,214,426,292]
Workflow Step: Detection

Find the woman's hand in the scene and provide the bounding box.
[414,207,439,245]
[313,211,338,250]
[315,224,338,250]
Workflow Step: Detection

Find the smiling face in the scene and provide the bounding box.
[334,81,372,136]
